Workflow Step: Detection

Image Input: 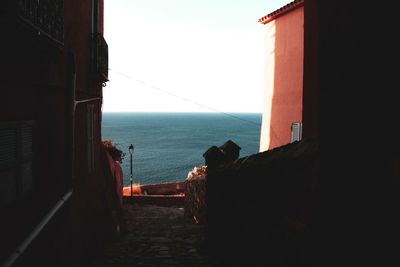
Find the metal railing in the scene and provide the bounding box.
[91,33,109,84]
[1,190,73,267]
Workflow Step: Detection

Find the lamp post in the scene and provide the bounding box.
[128,144,134,202]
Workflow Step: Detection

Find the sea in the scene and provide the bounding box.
[101,112,262,186]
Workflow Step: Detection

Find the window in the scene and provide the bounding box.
[87,105,95,173]
[0,121,34,207]
[291,122,302,142]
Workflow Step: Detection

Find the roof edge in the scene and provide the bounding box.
[258,0,304,25]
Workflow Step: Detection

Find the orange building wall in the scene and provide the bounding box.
[259,6,304,151]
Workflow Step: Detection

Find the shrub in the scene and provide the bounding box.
[101,139,125,163]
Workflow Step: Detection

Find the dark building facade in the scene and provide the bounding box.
[206,0,400,266]
[1,1,114,266]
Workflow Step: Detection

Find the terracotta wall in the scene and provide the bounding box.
[259,6,304,151]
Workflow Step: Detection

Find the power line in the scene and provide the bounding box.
[108,68,283,145]
[108,68,262,126]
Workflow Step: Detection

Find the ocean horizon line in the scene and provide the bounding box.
[102,111,262,114]
[102,112,262,185]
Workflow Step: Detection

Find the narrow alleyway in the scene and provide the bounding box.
[90,203,210,267]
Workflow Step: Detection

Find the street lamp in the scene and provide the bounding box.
[128,144,134,201]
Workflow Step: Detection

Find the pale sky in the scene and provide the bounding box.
[103,0,291,113]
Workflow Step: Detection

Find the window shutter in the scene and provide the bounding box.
[0,121,34,207]
[87,105,95,173]
[291,122,303,142]
[0,126,18,206]
[20,125,34,194]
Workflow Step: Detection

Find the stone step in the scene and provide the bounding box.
[123,194,185,207]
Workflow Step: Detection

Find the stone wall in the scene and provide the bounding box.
[184,166,207,224]
[206,138,319,266]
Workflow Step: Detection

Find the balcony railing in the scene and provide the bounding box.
[17,0,64,44]
[91,33,109,85]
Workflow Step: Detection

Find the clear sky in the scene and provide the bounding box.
[103,0,291,113]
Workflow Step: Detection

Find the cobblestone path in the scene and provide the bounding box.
[90,203,210,267]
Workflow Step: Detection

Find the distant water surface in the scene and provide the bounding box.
[101,112,262,186]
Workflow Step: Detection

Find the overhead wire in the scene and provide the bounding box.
[108,68,262,126]
[108,68,282,144]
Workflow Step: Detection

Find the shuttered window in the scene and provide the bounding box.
[291,122,303,142]
[0,121,34,207]
[87,105,95,173]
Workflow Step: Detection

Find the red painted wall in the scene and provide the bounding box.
[1,1,113,265]
[259,5,304,151]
